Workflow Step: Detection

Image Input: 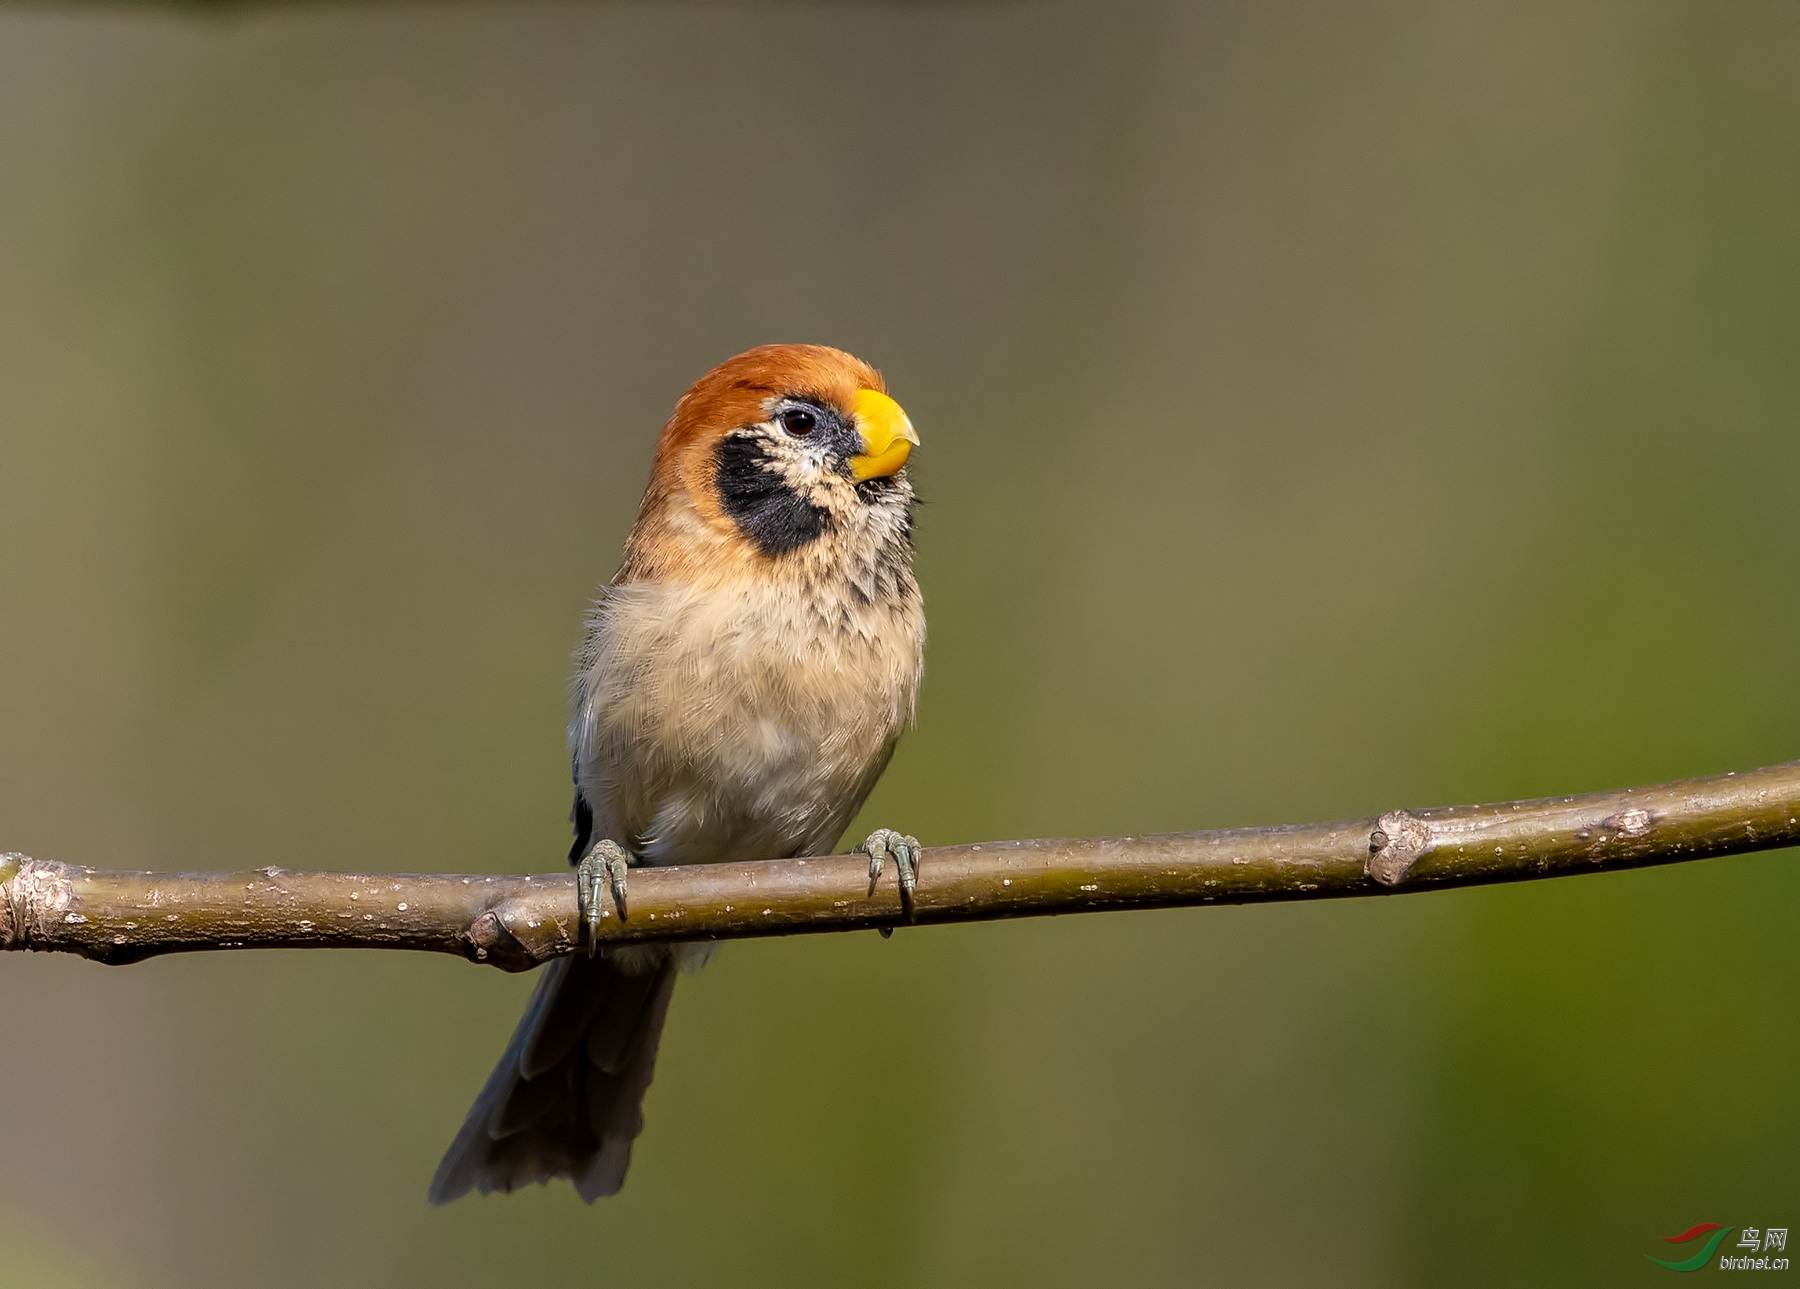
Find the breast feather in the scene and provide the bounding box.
[572,576,921,867]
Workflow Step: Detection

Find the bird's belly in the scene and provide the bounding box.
[574,578,919,869]
[606,707,891,868]
[630,730,876,868]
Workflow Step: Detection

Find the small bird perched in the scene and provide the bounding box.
[429,344,924,1203]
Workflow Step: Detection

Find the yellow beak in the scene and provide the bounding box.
[849,388,919,481]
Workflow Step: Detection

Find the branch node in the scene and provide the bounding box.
[1369,811,1431,886]
[2,856,76,948]
[1601,807,1653,838]
[462,898,572,972]
[460,910,530,973]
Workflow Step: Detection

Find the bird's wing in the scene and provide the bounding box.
[567,757,594,866]
[566,586,643,863]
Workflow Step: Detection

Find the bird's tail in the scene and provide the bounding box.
[428,950,679,1204]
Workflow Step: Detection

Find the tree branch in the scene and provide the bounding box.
[5,759,1798,971]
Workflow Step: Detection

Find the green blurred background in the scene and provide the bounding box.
[1,1,1797,1284]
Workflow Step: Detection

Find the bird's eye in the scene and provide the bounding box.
[778,408,817,437]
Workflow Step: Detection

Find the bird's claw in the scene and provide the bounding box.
[861,828,921,935]
[576,840,631,954]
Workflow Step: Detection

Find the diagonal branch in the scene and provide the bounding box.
[5,759,1798,971]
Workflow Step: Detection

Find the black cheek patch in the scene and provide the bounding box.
[714,433,832,556]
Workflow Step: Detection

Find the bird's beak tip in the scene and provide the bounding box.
[850,388,918,481]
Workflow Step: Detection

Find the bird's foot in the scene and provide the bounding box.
[577,840,631,954]
[861,828,921,936]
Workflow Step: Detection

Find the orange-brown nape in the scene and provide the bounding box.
[617,344,919,585]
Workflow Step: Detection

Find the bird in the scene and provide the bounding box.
[429,344,925,1204]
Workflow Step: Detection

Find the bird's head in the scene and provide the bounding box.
[621,344,919,586]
